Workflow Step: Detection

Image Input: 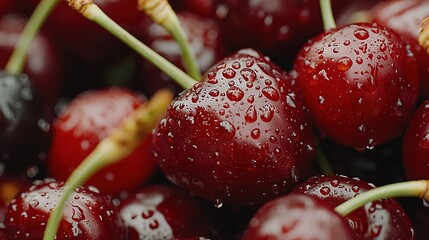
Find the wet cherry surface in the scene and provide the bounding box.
[4,178,125,239]
[291,175,414,240]
[153,49,315,205]
[294,22,419,149]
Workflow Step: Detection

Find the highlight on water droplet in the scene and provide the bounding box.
[354,28,369,40]
[226,86,244,102]
[336,56,353,71]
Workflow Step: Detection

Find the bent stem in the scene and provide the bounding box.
[67,0,197,89]
[42,89,174,240]
[319,0,336,31]
[138,0,202,80]
[419,16,429,55]
[5,0,59,75]
[335,179,429,216]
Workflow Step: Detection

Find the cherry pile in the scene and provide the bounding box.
[1,0,429,239]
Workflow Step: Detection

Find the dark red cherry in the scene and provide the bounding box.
[371,0,429,98]
[153,49,315,205]
[402,99,429,180]
[175,0,219,19]
[48,87,157,195]
[4,178,125,239]
[241,193,356,240]
[118,184,231,239]
[0,1,20,16]
[291,175,414,240]
[135,11,227,97]
[0,14,63,109]
[294,22,419,149]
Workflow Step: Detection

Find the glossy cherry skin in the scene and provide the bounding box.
[294,22,419,149]
[4,178,125,239]
[0,14,63,108]
[135,11,227,97]
[118,185,231,239]
[48,87,157,195]
[291,175,414,240]
[371,0,429,98]
[153,49,315,205]
[402,99,429,180]
[241,193,356,240]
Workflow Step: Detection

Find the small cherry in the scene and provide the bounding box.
[294,0,419,149]
[291,175,414,239]
[4,178,125,239]
[241,193,356,240]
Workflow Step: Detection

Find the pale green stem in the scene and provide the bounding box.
[5,0,59,75]
[335,180,429,216]
[43,89,174,240]
[319,0,336,31]
[69,1,196,89]
[315,144,334,176]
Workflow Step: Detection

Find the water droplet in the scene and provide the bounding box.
[191,94,199,103]
[358,125,365,132]
[269,136,277,143]
[142,210,154,219]
[320,186,331,195]
[319,96,325,104]
[260,104,275,122]
[149,219,159,229]
[330,180,339,187]
[29,199,39,208]
[214,199,223,208]
[71,204,85,221]
[220,120,236,139]
[222,68,236,79]
[379,42,387,52]
[370,225,382,237]
[262,87,280,101]
[245,105,257,123]
[366,138,375,150]
[245,59,254,67]
[354,28,369,40]
[232,61,241,69]
[226,86,244,102]
[209,89,219,97]
[343,40,350,46]
[420,133,429,149]
[251,128,261,139]
[247,95,255,103]
[352,185,359,193]
[336,56,353,71]
[240,68,257,82]
[356,57,363,64]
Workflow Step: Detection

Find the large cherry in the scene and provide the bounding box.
[118,184,232,239]
[291,175,414,239]
[371,0,429,98]
[294,22,419,149]
[241,193,356,240]
[4,178,125,239]
[153,49,315,205]
[48,87,157,195]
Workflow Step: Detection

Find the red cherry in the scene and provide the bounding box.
[291,175,414,239]
[118,184,231,239]
[4,178,125,239]
[371,0,429,98]
[241,193,356,240]
[153,49,315,205]
[48,87,157,195]
[294,22,419,149]
[402,99,429,180]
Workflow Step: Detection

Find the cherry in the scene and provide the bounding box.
[0,14,63,108]
[118,184,232,239]
[48,87,157,195]
[135,11,227,96]
[371,0,429,98]
[294,22,419,149]
[402,99,429,181]
[153,48,315,205]
[241,193,356,240]
[4,178,125,239]
[291,175,414,239]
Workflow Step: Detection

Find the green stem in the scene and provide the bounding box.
[4,0,59,75]
[43,89,174,240]
[137,0,201,80]
[70,1,197,89]
[335,180,429,216]
[319,0,336,31]
[315,143,334,176]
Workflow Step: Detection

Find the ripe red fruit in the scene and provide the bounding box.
[291,175,414,239]
[294,22,419,149]
[48,88,157,195]
[241,193,356,240]
[118,185,231,239]
[4,178,125,239]
[153,49,315,205]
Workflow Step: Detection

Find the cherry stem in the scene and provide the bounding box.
[335,179,429,217]
[418,16,429,55]
[319,0,336,31]
[4,0,59,75]
[315,143,334,176]
[67,0,197,89]
[42,89,174,240]
[138,0,202,80]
